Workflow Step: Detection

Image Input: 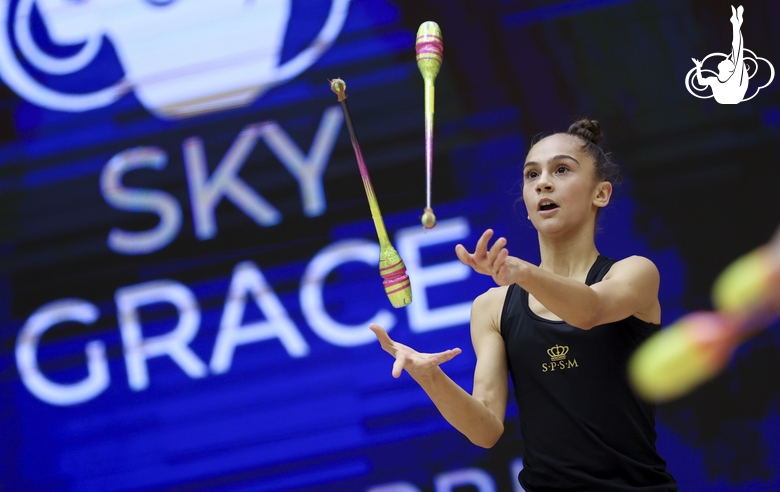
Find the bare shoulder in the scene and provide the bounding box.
[472,285,510,334]
[604,255,660,282]
[473,285,510,310]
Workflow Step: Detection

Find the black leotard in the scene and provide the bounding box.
[500,255,677,491]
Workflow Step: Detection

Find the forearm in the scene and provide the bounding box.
[516,262,602,329]
[695,66,705,85]
[414,367,504,448]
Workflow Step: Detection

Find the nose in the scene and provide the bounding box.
[536,171,554,193]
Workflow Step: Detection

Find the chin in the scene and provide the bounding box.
[532,219,566,235]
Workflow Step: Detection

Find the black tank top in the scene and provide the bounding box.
[500,255,677,491]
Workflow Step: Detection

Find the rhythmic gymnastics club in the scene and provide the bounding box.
[330,78,412,308]
[416,21,443,229]
[629,224,780,402]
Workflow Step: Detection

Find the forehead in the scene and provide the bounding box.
[525,134,588,165]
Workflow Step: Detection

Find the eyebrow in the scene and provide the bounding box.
[523,154,581,168]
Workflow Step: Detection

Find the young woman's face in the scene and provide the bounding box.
[522,134,608,235]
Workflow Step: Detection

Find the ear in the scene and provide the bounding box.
[593,181,612,209]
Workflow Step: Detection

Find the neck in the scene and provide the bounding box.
[536,228,600,281]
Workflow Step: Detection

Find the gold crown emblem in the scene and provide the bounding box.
[547,344,569,361]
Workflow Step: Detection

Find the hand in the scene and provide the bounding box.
[370,324,461,380]
[455,229,525,286]
[692,58,702,67]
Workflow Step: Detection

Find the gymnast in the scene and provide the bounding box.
[371,119,678,491]
[692,5,748,104]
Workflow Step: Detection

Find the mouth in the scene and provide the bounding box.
[538,199,559,212]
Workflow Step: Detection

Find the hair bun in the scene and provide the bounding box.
[567,119,602,146]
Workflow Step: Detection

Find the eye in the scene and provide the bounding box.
[555,165,569,174]
[524,170,539,180]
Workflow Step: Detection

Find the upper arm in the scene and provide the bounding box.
[590,256,661,325]
[470,287,509,424]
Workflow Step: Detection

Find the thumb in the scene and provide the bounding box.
[435,348,463,364]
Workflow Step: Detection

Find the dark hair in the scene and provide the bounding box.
[563,119,621,184]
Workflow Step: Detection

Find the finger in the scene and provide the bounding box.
[392,354,406,378]
[489,247,507,275]
[369,323,389,343]
[475,229,494,258]
[487,237,507,266]
[498,248,510,268]
[494,250,513,285]
[455,244,475,267]
[456,245,482,272]
[433,348,462,364]
[370,324,396,354]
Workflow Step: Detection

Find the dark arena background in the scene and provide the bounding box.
[2,0,780,490]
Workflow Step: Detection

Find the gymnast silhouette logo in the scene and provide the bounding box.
[685,5,774,104]
[0,0,351,119]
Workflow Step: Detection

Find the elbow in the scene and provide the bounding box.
[568,312,599,331]
[470,437,499,449]
[468,425,504,449]
[565,291,604,330]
